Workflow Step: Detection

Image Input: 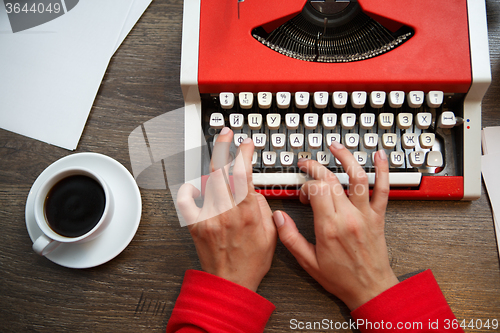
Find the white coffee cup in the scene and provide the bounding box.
[32,167,114,256]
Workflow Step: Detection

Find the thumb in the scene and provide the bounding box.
[273,211,319,273]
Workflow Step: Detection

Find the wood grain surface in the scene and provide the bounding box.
[1,0,500,332]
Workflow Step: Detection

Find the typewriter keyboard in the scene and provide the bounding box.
[201,91,464,188]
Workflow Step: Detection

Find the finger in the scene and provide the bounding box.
[256,193,277,238]
[233,138,255,204]
[297,158,340,184]
[201,168,235,220]
[208,127,234,204]
[211,127,233,172]
[176,183,202,227]
[329,141,370,210]
[370,149,390,215]
[299,180,337,216]
[297,158,347,207]
[273,210,319,273]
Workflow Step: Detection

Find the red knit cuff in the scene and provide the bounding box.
[166,270,275,333]
[351,270,463,332]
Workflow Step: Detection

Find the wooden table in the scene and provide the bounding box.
[1,1,500,331]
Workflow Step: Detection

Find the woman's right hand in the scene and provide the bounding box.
[273,141,399,310]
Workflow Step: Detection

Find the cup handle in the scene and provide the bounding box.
[32,234,60,256]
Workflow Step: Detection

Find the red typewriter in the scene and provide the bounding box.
[180,0,491,200]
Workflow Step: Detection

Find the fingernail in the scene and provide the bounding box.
[330,140,344,150]
[378,149,387,160]
[273,211,285,228]
[220,127,230,135]
[241,138,252,145]
[298,158,309,163]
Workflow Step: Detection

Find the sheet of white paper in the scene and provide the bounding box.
[482,130,487,154]
[114,0,153,54]
[0,0,134,150]
[482,126,500,155]
[481,153,500,259]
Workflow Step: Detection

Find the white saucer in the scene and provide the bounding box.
[26,153,142,269]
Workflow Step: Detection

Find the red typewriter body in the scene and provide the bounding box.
[197,0,471,93]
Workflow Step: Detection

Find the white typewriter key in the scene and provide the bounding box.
[271,133,286,149]
[234,133,248,147]
[252,133,267,149]
[266,113,281,130]
[298,152,312,160]
[397,113,413,129]
[354,151,368,166]
[407,91,424,108]
[304,113,319,129]
[308,133,323,149]
[277,92,291,109]
[257,92,272,109]
[229,113,244,130]
[326,133,341,147]
[290,133,304,149]
[219,92,235,109]
[262,151,277,166]
[426,151,443,167]
[280,152,294,166]
[389,91,405,108]
[402,133,417,149]
[426,91,444,108]
[316,151,330,165]
[333,91,348,108]
[295,92,310,109]
[409,151,425,167]
[416,112,432,129]
[210,112,225,129]
[419,133,435,149]
[252,152,257,166]
[363,133,379,149]
[370,91,386,108]
[341,113,356,129]
[360,113,375,129]
[378,113,394,130]
[314,91,329,109]
[239,92,253,109]
[248,113,263,130]
[351,91,367,108]
[322,113,337,129]
[382,133,397,149]
[344,133,360,149]
[390,151,405,167]
[285,113,300,130]
[437,111,456,128]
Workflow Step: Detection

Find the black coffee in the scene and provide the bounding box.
[44,175,106,237]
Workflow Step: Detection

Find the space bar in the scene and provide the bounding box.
[252,172,422,187]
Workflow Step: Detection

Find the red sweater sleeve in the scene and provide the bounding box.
[351,270,464,332]
[166,270,275,333]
